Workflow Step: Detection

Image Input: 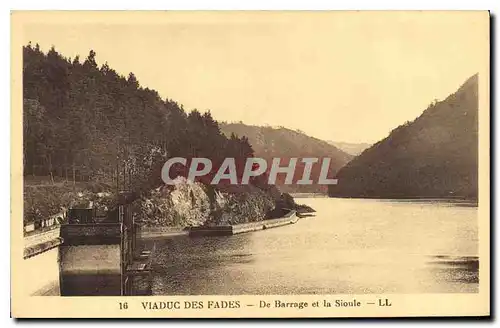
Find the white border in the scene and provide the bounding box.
[2,1,497,327]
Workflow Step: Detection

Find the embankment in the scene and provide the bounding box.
[189,210,297,237]
[138,226,188,239]
[138,210,299,239]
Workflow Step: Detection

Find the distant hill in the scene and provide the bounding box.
[327,141,371,156]
[328,74,478,200]
[219,123,353,193]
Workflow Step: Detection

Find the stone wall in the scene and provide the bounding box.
[138,226,187,238]
[59,244,122,296]
[60,223,121,245]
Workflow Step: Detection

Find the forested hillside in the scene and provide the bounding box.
[23,44,300,225]
[328,74,478,199]
[220,123,352,193]
[23,43,254,193]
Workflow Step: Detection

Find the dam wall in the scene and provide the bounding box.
[60,223,121,245]
[138,226,187,239]
[59,223,123,296]
[59,244,121,296]
[189,211,297,237]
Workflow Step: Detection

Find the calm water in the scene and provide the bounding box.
[142,198,478,295]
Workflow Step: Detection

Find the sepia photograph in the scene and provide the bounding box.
[10,10,490,318]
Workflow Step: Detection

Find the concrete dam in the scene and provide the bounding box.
[22,201,153,296]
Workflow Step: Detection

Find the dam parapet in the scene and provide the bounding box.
[189,210,298,237]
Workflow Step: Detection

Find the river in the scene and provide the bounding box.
[141,197,478,295]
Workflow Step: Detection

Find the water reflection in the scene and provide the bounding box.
[428,255,479,284]
[141,198,479,295]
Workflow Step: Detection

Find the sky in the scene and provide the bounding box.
[20,11,488,143]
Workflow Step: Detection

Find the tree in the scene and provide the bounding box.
[22,44,261,194]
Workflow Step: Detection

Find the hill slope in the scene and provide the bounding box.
[220,123,353,193]
[327,141,371,156]
[22,44,290,225]
[328,74,478,199]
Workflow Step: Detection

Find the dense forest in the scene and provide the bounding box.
[328,74,478,200]
[23,43,257,194]
[220,123,352,193]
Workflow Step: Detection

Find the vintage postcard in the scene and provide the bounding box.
[11,11,490,318]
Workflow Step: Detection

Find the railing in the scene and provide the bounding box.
[24,211,67,234]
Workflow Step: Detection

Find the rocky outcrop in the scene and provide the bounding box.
[134,177,280,227]
[134,177,212,227]
[208,186,276,226]
[26,178,303,229]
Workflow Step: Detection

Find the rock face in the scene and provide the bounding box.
[328,74,478,199]
[25,177,287,228]
[134,177,211,227]
[209,186,276,226]
[135,177,279,227]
